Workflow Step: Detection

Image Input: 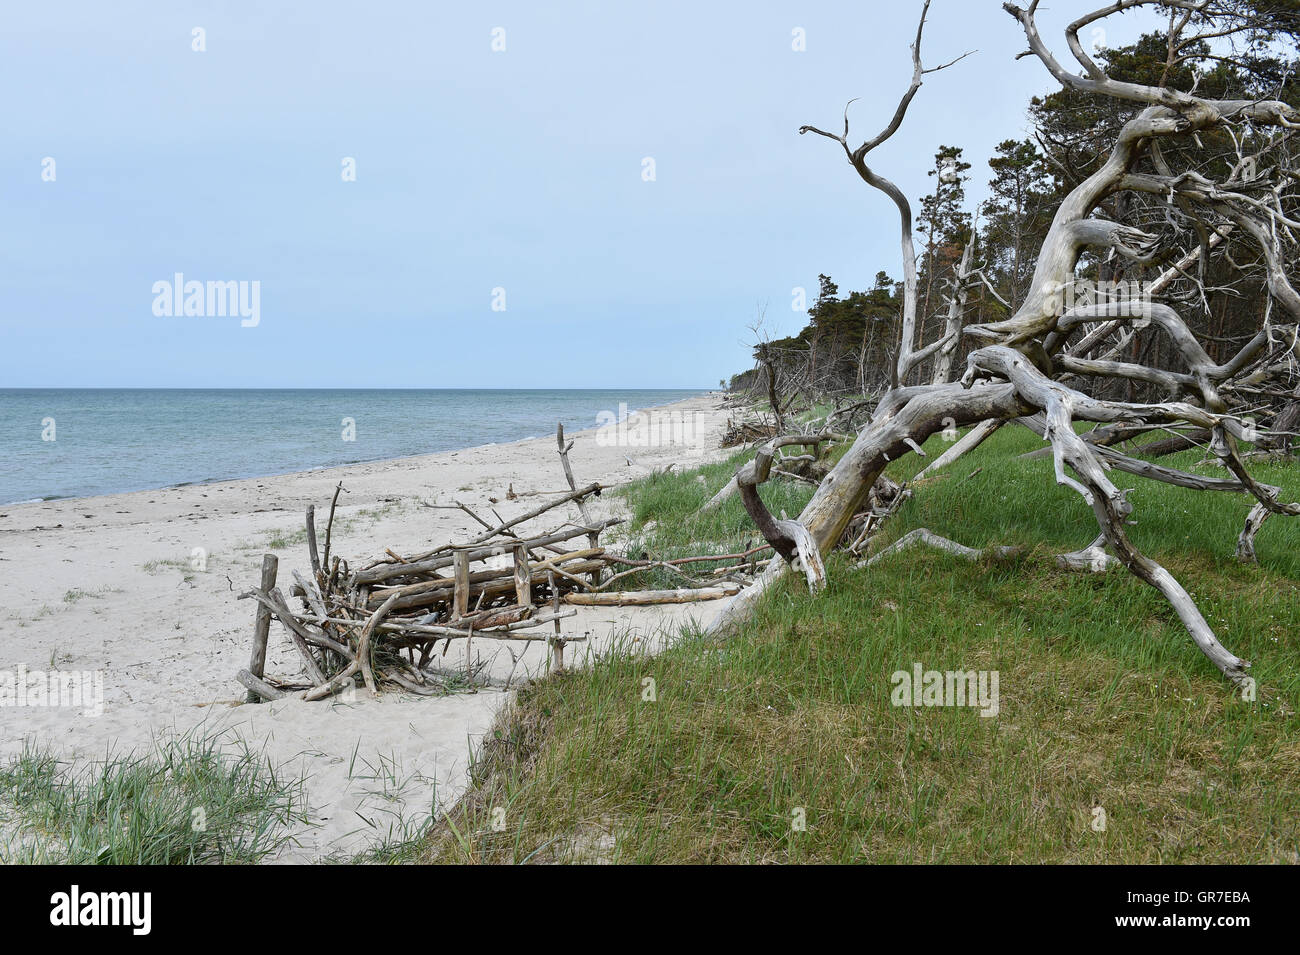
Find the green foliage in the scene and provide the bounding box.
[755,273,902,397]
[605,450,816,589]
[979,139,1057,312]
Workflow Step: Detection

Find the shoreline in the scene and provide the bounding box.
[0,392,735,861]
[1,390,717,508]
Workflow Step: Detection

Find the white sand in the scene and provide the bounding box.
[0,394,734,861]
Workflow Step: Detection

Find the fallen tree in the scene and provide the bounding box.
[712,0,1300,687]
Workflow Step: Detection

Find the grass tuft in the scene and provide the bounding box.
[0,729,308,864]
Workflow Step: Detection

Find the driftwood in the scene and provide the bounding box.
[719,418,778,448]
[734,432,836,594]
[237,422,755,700]
[913,419,1002,480]
[563,586,741,606]
[701,429,837,513]
[236,669,288,702]
[859,528,1118,574]
[712,1,1300,686]
[859,528,1026,567]
[244,554,278,704]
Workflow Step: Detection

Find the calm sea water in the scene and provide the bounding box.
[0,389,706,505]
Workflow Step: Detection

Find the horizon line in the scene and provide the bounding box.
[0,385,720,392]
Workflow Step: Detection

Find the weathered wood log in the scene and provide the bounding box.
[1017,420,1179,461]
[241,588,354,658]
[364,552,605,612]
[858,529,1025,568]
[351,519,622,584]
[1261,401,1300,453]
[268,586,329,686]
[556,423,602,586]
[547,570,564,670]
[292,569,328,620]
[703,432,836,514]
[322,481,346,570]
[245,554,278,704]
[305,504,321,579]
[733,432,837,592]
[513,544,531,605]
[1055,536,1119,573]
[457,604,532,630]
[359,593,400,697]
[237,668,291,702]
[303,661,360,702]
[293,607,577,639]
[930,231,977,385]
[596,545,772,590]
[1017,417,1256,494]
[968,345,1264,682]
[452,550,470,620]
[564,585,742,606]
[1236,501,1271,563]
[382,669,445,695]
[601,546,772,569]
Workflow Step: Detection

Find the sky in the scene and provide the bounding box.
[1,0,1165,388]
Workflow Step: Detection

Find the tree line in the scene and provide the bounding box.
[733,14,1300,411]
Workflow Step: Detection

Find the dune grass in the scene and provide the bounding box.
[600,450,817,590]
[418,424,1299,863]
[0,730,307,864]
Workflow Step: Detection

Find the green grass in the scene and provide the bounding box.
[265,528,309,551]
[0,730,308,864]
[61,586,119,603]
[416,424,1300,864]
[604,450,818,590]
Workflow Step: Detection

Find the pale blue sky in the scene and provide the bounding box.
[1,1,1161,387]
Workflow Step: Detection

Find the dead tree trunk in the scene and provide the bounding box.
[714,0,1300,686]
[931,231,976,385]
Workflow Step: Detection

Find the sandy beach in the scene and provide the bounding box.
[0,393,732,861]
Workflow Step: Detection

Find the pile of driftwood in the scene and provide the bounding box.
[235,425,758,703]
[720,392,875,449]
[720,418,777,448]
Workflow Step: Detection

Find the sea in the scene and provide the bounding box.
[0,388,706,505]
